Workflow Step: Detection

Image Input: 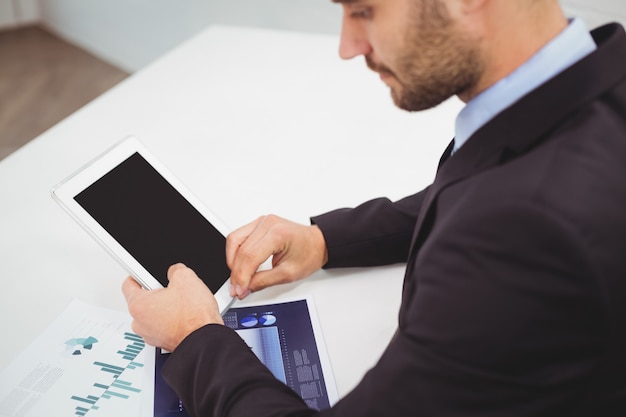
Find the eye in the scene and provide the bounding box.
[349,6,373,19]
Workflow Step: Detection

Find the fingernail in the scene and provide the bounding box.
[230,284,236,297]
[235,285,251,299]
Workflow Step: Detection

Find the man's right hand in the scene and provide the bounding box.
[226,215,328,299]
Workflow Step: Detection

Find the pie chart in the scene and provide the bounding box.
[241,316,258,327]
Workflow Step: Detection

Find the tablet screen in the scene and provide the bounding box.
[74,152,230,291]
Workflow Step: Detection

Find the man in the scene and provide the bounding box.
[123,0,626,415]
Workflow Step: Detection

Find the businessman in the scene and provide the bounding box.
[123,0,626,415]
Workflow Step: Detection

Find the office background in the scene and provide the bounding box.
[1,0,625,161]
[1,0,624,72]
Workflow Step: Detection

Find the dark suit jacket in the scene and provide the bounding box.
[163,23,626,416]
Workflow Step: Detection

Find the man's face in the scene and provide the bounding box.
[337,0,484,110]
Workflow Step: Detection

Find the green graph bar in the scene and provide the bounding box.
[104,390,129,399]
[71,396,96,405]
[113,379,132,386]
[71,335,145,416]
[124,333,144,343]
[100,368,122,375]
[112,382,141,393]
[94,362,125,372]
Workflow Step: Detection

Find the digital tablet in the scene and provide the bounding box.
[51,136,235,314]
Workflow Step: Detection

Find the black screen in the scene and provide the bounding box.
[74,152,230,291]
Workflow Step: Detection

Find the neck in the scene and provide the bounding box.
[458,0,568,102]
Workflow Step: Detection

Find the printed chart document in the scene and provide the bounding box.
[0,299,146,417]
[143,296,338,417]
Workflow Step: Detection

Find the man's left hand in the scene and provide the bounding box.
[122,263,224,352]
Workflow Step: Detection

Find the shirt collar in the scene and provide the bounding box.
[453,18,597,153]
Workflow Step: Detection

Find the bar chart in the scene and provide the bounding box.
[70,332,145,416]
[0,300,149,417]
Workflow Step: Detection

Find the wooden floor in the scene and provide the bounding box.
[0,25,129,160]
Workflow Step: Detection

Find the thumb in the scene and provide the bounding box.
[167,263,188,283]
[248,266,292,293]
[122,276,143,303]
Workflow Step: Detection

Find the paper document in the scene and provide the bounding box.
[144,296,338,416]
[0,297,337,417]
[0,299,146,417]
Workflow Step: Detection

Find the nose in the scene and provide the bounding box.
[338,12,373,60]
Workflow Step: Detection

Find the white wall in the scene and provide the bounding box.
[0,0,40,29]
[10,0,626,73]
[562,0,626,30]
[40,0,341,73]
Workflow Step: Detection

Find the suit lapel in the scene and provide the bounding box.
[402,23,626,286]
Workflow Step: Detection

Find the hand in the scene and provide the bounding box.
[226,215,328,299]
[122,263,224,351]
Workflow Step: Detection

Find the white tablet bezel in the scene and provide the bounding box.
[51,136,235,314]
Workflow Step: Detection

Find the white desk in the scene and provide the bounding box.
[0,25,462,400]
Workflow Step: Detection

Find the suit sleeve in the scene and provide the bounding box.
[162,324,317,417]
[311,189,428,268]
[162,198,604,417]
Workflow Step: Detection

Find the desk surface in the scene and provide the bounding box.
[0,25,462,398]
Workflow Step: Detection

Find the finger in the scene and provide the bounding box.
[168,264,204,288]
[122,276,143,303]
[167,263,188,282]
[228,217,273,281]
[248,264,295,293]
[230,227,283,295]
[225,217,265,268]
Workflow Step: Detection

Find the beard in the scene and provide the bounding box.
[368,0,484,111]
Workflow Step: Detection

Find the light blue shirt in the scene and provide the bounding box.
[453,18,597,153]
